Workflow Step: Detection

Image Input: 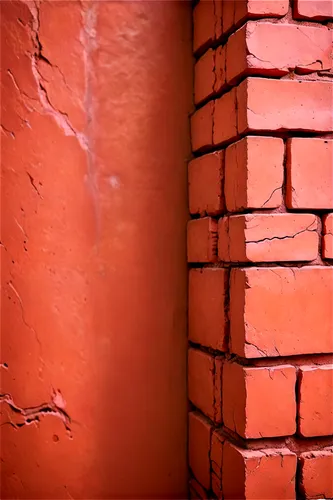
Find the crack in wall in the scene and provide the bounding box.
[0,390,71,433]
[245,220,318,245]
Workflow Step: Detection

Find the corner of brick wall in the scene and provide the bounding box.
[188,1,333,498]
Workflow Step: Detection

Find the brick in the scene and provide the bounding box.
[194,47,226,105]
[188,151,224,216]
[225,136,284,211]
[234,0,289,25]
[194,49,215,105]
[187,217,218,263]
[191,101,213,152]
[294,0,333,20]
[211,431,224,498]
[222,442,297,499]
[218,214,319,263]
[213,88,238,145]
[230,266,333,358]
[227,22,332,84]
[188,348,222,422]
[286,138,333,210]
[299,364,333,437]
[189,412,212,490]
[222,0,235,34]
[193,0,215,54]
[189,268,228,351]
[189,478,209,500]
[223,362,296,439]
[323,213,333,259]
[300,448,333,499]
[237,78,333,135]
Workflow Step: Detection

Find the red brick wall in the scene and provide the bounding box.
[188,1,333,498]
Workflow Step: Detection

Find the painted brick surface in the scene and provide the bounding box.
[229,267,333,358]
[323,213,333,259]
[286,138,333,209]
[294,0,333,20]
[222,443,297,500]
[218,213,319,262]
[300,448,333,499]
[227,22,332,84]
[225,136,284,211]
[223,362,297,438]
[189,1,333,497]
[188,151,224,216]
[189,268,228,351]
[299,365,333,437]
[187,217,218,263]
[189,412,212,490]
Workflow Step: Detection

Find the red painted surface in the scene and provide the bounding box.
[1,1,192,498]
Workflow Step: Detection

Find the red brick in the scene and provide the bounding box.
[222,442,297,499]
[214,45,226,95]
[189,412,212,490]
[213,88,238,145]
[227,22,332,84]
[211,431,224,498]
[193,1,215,55]
[222,0,235,34]
[194,47,226,105]
[218,214,319,263]
[189,478,209,500]
[194,49,215,105]
[323,213,333,259]
[191,101,213,152]
[230,266,333,358]
[300,448,333,499]
[294,0,333,20]
[188,151,224,216]
[189,268,228,351]
[234,0,289,25]
[225,136,284,211]
[187,217,218,263]
[286,138,333,210]
[223,362,296,439]
[237,78,333,135]
[188,348,222,423]
[299,364,333,437]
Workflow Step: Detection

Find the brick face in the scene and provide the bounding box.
[230,267,333,358]
[189,1,333,497]
[225,136,284,211]
[189,268,228,351]
[299,365,333,437]
[223,362,296,438]
[300,449,333,499]
[218,213,319,263]
[286,138,333,209]
[227,22,332,84]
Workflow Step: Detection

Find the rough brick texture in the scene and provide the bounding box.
[189,268,228,351]
[225,136,284,211]
[223,362,297,438]
[230,267,333,358]
[218,213,319,262]
[299,365,333,437]
[300,448,333,499]
[323,213,333,259]
[188,151,224,216]
[189,1,333,497]
[223,443,297,499]
[227,22,332,84]
[287,138,333,209]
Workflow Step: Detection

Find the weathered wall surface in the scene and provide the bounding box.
[0,1,192,498]
[188,0,333,498]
